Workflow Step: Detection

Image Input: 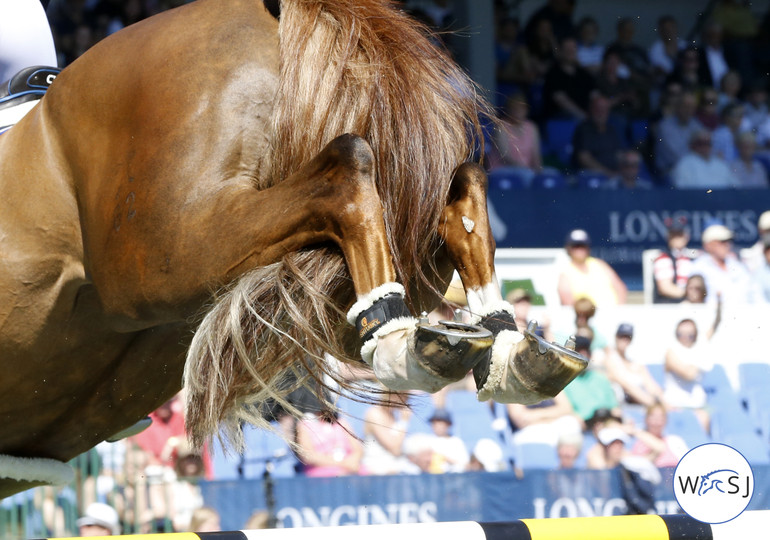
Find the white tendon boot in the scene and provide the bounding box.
[347,283,493,393]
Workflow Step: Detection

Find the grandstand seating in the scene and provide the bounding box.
[488,167,531,190]
[531,170,568,189]
[212,423,298,480]
[513,442,560,470]
[444,391,500,451]
[575,170,610,189]
[543,119,578,169]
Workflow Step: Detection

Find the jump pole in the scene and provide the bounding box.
[47,511,770,540]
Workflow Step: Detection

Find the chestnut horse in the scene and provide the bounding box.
[0,0,586,497]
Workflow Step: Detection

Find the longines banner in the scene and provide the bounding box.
[485,188,770,288]
[200,467,770,530]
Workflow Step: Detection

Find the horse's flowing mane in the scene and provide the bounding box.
[184,0,492,450]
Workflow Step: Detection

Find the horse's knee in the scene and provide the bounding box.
[323,134,375,179]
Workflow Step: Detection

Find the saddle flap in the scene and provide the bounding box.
[0,66,60,102]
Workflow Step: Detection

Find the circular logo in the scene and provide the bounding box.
[673,443,754,524]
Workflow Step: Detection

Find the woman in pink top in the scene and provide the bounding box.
[296,411,362,477]
[489,92,543,172]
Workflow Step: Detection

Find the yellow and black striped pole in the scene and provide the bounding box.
[41,511,770,540]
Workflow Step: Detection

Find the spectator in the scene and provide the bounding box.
[295,410,362,477]
[743,211,770,272]
[630,404,689,468]
[696,87,722,130]
[188,506,221,533]
[467,438,507,472]
[169,449,206,532]
[523,0,575,44]
[730,132,770,188]
[654,91,705,176]
[653,223,697,303]
[697,21,732,90]
[710,0,760,84]
[683,274,709,304]
[595,50,643,121]
[557,229,628,307]
[648,15,687,82]
[571,296,609,353]
[556,430,584,469]
[663,318,717,433]
[488,92,543,176]
[506,288,553,341]
[605,323,666,408]
[606,150,654,189]
[131,394,187,472]
[427,408,470,473]
[743,79,769,135]
[605,18,651,83]
[244,510,270,530]
[571,92,624,176]
[507,391,581,447]
[401,433,437,474]
[665,47,704,93]
[586,424,629,470]
[502,16,556,95]
[717,70,743,112]
[77,502,120,536]
[494,16,522,88]
[712,102,747,161]
[564,335,621,428]
[360,392,412,475]
[575,16,604,75]
[671,130,738,189]
[752,237,770,303]
[542,35,596,120]
[692,223,753,303]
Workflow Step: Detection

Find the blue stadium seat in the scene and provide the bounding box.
[722,432,770,465]
[513,441,559,470]
[702,364,735,399]
[488,167,531,190]
[667,409,710,448]
[647,364,665,387]
[575,170,610,189]
[445,390,499,450]
[241,424,298,478]
[738,363,770,394]
[531,170,568,189]
[629,119,648,148]
[543,118,579,168]
[211,423,297,479]
[336,395,371,438]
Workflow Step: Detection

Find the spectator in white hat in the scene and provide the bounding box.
[692,223,752,303]
[467,438,507,472]
[77,502,120,536]
[743,210,770,273]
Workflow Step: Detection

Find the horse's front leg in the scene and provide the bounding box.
[438,163,588,403]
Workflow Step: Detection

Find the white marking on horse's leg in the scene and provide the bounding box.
[462,215,475,233]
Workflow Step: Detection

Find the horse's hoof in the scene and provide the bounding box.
[476,327,588,404]
[412,321,494,382]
